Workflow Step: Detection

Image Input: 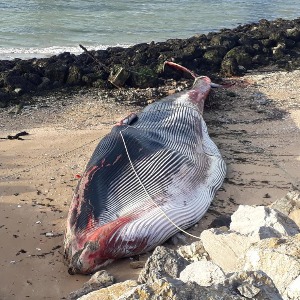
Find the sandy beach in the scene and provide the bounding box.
[0,69,300,299]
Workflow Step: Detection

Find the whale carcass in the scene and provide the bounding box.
[64,62,226,274]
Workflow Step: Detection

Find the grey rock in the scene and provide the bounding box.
[118,277,237,300]
[269,191,300,216]
[138,246,188,284]
[241,234,300,297]
[177,240,209,262]
[223,271,282,300]
[68,270,115,300]
[119,271,281,300]
[230,205,299,239]
[78,280,138,300]
[200,228,255,272]
[237,283,260,298]
[179,260,225,286]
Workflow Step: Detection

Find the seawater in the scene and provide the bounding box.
[0,0,299,60]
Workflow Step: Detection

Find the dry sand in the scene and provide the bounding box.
[0,70,300,299]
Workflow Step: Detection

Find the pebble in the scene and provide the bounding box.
[129,261,145,269]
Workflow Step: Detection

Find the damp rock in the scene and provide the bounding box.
[67,65,82,85]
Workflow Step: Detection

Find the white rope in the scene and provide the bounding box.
[119,127,201,240]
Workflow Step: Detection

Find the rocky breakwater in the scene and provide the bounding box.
[69,191,300,300]
[1,18,300,108]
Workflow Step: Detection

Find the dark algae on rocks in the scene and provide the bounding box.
[0,17,300,108]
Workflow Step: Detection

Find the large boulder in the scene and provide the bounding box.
[200,228,255,272]
[138,246,188,284]
[230,205,299,239]
[241,234,300,299]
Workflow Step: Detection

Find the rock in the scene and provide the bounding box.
[108,66,130,88]
[203,48,224,65]
[286,27,300,41]
[128,66,158,88]
[67,65,82,85]
[241,234,300,297]
[14,88,23,95]
[38,77,51,90]
[289,210,300,228]
[118,278,182,300]
[119,271,281,300]
[1,17,300,103]
[285,275,300,300]
[200,228,255,272]
[208,214,231,228]
[77,280,138,300]
[44,62,68,84]
[5,74,35,92]
[179,260,225,286]
[177,241,208,262]
[23,72,42,86]
[223,271,282,300]
[220,56,240,76]
[223,46,252,68]
[269,191,300,216]
[129,261,145,269]
[138,246,188,284]
[237,283,260,298]
[230,205,299,239]
[119,278,223,300]
[68,270,115,300]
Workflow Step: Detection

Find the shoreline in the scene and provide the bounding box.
[1,16,300,300]
[0,17,300,108]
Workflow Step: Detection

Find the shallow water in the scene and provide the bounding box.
[0,0,299,59]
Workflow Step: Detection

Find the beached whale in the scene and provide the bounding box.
[64,62,226,274]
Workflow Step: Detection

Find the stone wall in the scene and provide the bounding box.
[1,18,300,107]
